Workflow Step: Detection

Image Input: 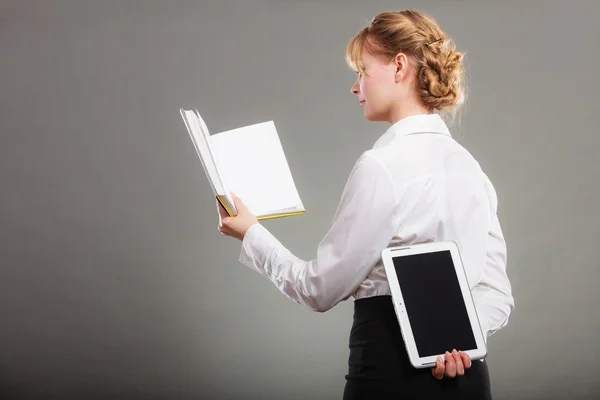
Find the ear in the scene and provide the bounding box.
[393,53,409,83]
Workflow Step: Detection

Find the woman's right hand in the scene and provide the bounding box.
[431,349,471,380]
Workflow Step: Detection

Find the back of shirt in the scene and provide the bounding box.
[361,124,512,339]
[366,132,492,289]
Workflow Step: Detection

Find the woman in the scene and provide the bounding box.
[217,9,514,400]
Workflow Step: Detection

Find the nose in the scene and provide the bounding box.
[351,77,359,95]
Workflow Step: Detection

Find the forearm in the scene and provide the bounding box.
[471,284,514,341]
[239,225,324,311]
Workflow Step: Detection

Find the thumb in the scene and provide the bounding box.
[432,356,445,380]
[230,192,245,210]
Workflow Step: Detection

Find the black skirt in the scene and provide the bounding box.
[343,295,492,400]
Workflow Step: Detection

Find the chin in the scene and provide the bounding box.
[364,110,387,122]
[362,105,389,122]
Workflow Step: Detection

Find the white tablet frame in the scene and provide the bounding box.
[381,241,487,369]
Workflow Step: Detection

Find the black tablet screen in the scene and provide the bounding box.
[392,250,477,357]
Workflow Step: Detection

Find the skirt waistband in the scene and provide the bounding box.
[352,295,395,322]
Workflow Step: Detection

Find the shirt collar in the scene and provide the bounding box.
[372,113,451,149]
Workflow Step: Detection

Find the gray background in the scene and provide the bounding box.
[1,0,598,399]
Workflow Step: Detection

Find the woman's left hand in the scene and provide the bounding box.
[432,350,471,380]
[217,193,259,241]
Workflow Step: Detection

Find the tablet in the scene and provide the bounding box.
[381,241,487,369]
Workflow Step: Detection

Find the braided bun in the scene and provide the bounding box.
[418,39,464,111]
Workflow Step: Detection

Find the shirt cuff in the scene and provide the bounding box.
[238,223,282,276]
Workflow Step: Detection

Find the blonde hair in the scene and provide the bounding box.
[346,10,465,113]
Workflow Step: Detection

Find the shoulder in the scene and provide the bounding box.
[343,151,399,199]
[349,150,392,183]
[361,135,442,187]
[447,141,501,214]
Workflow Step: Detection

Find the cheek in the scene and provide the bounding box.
[359,78,367,96]
[363,75,389,104]
[361,78,374,99]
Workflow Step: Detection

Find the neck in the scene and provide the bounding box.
[388,105,433,124]
[388,87,433,125]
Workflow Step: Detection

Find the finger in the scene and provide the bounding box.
[452,349,464,376]
[432,356,445,380]
[444,351,456,378]
[459,351,472,369]
[219,207,234,224]
[218,224,230,237]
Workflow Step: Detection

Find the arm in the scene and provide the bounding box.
[238,154,399,312]
[471,179,515,341]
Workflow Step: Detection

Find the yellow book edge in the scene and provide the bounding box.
[216,195,306,220]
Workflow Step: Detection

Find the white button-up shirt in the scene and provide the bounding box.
[239,113,514,340]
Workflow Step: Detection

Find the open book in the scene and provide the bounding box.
[179,108,306,220]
